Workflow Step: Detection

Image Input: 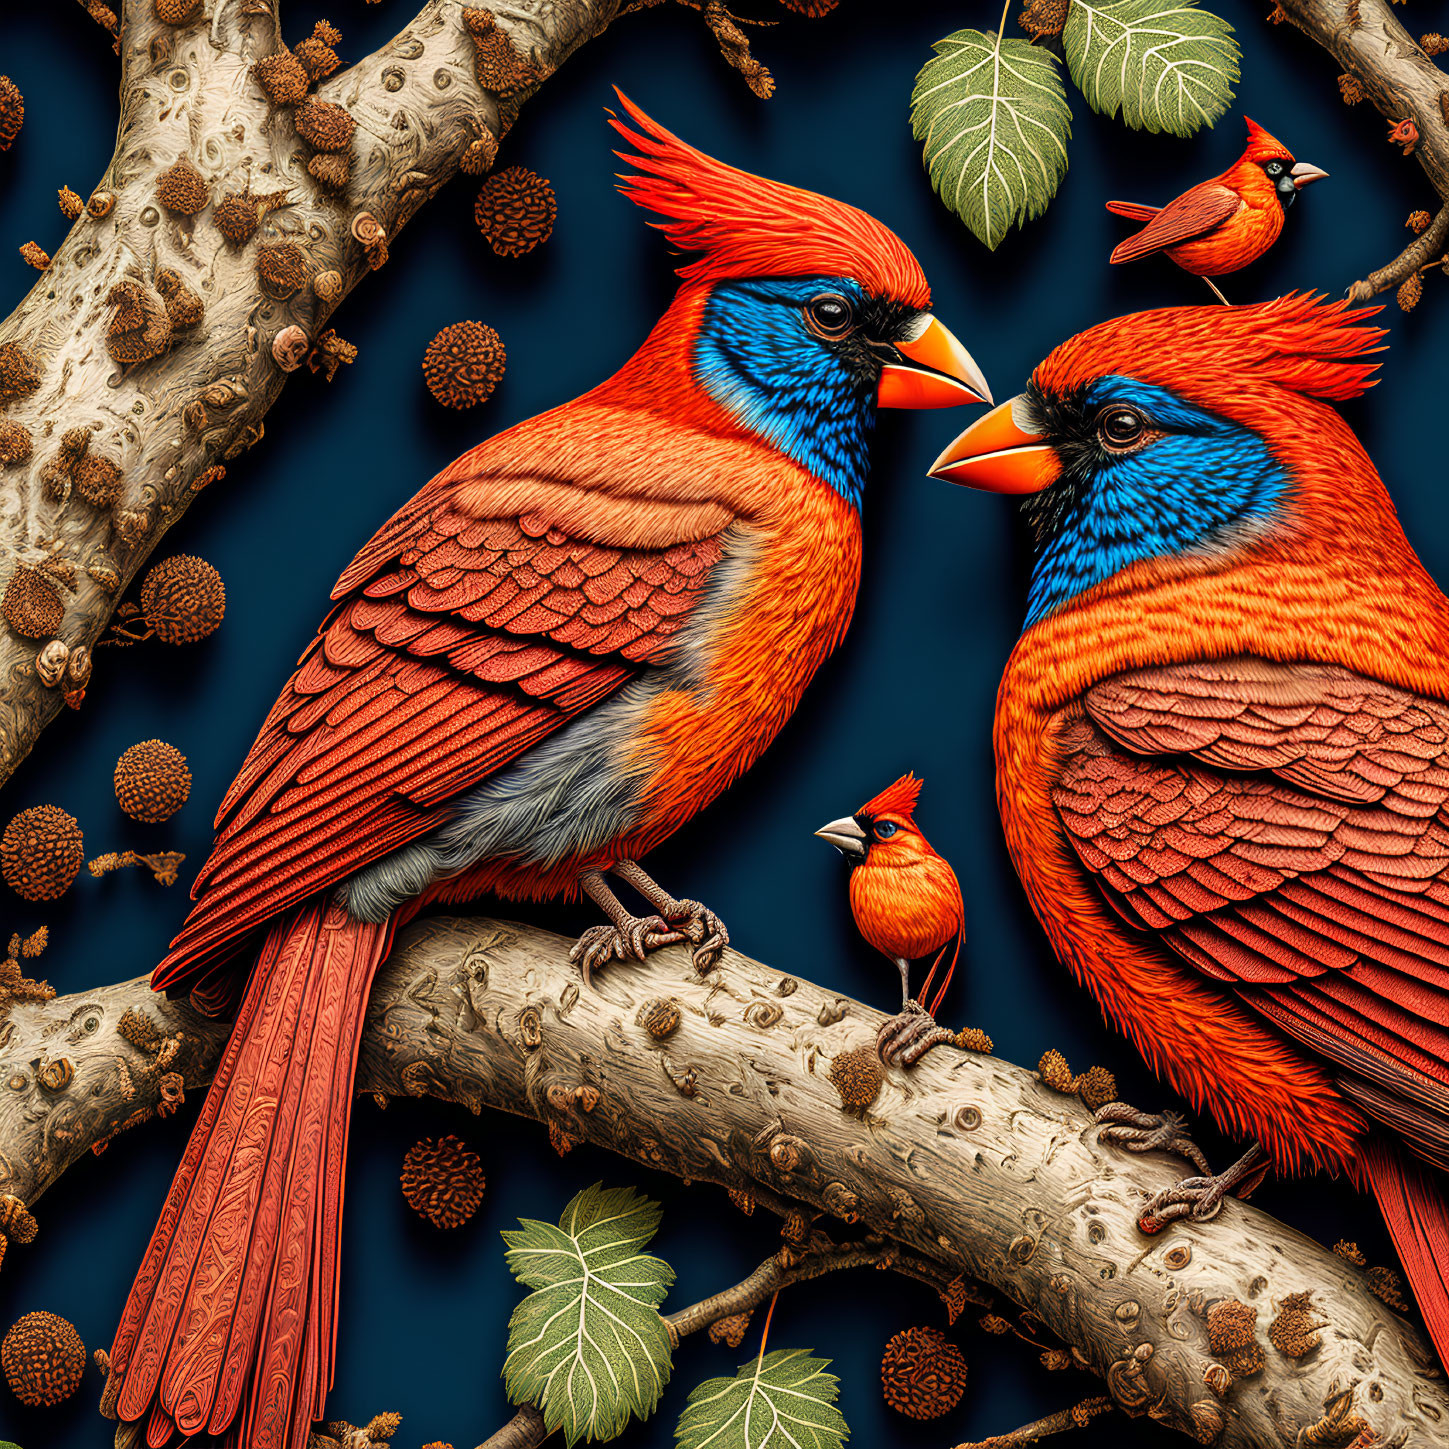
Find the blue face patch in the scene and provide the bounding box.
[694,277,877,508]
[1024,376,1290,626]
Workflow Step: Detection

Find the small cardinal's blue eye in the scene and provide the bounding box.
[875,821,898,840]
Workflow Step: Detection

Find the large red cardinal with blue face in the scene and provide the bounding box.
[107,95,989,1449]
[931,294,1449,1372]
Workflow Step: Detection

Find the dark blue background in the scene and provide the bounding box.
[1,3,1444,1445]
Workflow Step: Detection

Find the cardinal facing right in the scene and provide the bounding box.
[932,294,1449,1371]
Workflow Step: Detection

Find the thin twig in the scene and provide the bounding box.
[952,1396,1114,1448]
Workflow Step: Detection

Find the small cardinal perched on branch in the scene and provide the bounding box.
[816,773,967,1066]
[930,292,1449,1374]
[106,93,990,1449]
[1105,117,1328,303]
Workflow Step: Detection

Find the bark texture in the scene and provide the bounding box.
[1,917,1445,1448]
[0,0,619,787]
[1276,0,1449,298]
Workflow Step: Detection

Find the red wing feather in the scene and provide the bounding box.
[1052,658,1449,1173]
[157,494,729,993]
[1109,183,1242,264]
[1104,200,1160,222]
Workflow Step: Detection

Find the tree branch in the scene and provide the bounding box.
[1274,0,1449,299]
[1,918,1444,1447]
[0,0,620,789]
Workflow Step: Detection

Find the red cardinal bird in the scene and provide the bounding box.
[1106,117,1327,303]
[930,293,1449,1371]
[106,96,989,1449]
[816,773,966,1065]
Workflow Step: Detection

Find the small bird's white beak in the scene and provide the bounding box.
[1290,161,1328,189]
[815,815,867,859]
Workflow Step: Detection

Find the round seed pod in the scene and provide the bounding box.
[308,153,350,192]
[0,342,41,401]
[155,157,208,215]
[295,35,341,80]
[400,1135,486,1229]
[140,554,226,645]
[828,1045,882,1111]
[1206,1299,1258,1355]
[0,77,22,153]
[1075,1063,1117,1112]
[154,0,201,22]
[114,739,191,823]
[256,241,308,298]
[1018,0,1069,38]
[213,193,259,246]
[253,49,309,106]
[3,565,63,638]
[459,131,498,177]
[422,321,505,409]
[106,281,172,366]
[639,996,680,1039]
[1,806,84,901]
[293,97,355,153]
[57,186,84,220]
[313,269,344,302]
[473,167,556,258]
[19,241,50,271]
[881,1326,968,1420]
[73,452,122,508]
[3,1311,86,1406]
[155,268,204,331]
[0,421,31,466]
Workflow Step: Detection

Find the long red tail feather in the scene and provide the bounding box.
[1362,1137,1449,1373]
[111,896,394,1449]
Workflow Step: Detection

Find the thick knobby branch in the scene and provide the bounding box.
[1275,0,1449,297]
[0,0,620,788]
[1,918,1445,1447]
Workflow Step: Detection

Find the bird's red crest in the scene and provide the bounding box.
[859,772,924,821]
[1240,115,1294,163]
[1035,292,1387,406]
[610,91,930,308]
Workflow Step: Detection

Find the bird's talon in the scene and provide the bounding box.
[1135,1146,1267,1234]
[877,1002,954,1069]
[570,915,678,984]
[1092,1102,1213,1176]
[657,898,728,972]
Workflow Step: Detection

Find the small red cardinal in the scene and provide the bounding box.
[816,772,966,1065]
[1106,116,1327,302]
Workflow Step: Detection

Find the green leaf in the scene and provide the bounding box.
[675,1349,849,1449]
[911,28,1072,250]
[502,1183,675,1446]
[1063,0,1239,136]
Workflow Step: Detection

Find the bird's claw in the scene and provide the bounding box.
[658,897,729,972]
[1138,1146,1269,1234]
[877,1001,955,1069]
[1092,1102,1213,1177]
[569,914,681,984]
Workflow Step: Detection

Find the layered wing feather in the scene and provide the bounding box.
[1108,183,1242,264]
[157,482,730,993]
[1051,659,1449,1170]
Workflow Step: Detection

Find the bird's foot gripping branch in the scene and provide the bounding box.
[0,918,1444,1448]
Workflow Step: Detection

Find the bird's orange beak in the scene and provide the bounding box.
[1290,161,1328,189]
[877,315,992,410]
[927,395,1060,494]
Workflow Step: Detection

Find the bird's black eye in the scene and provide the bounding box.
[1096,405,1148,452]
[874,820,898,840]
[804,293,855,340]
